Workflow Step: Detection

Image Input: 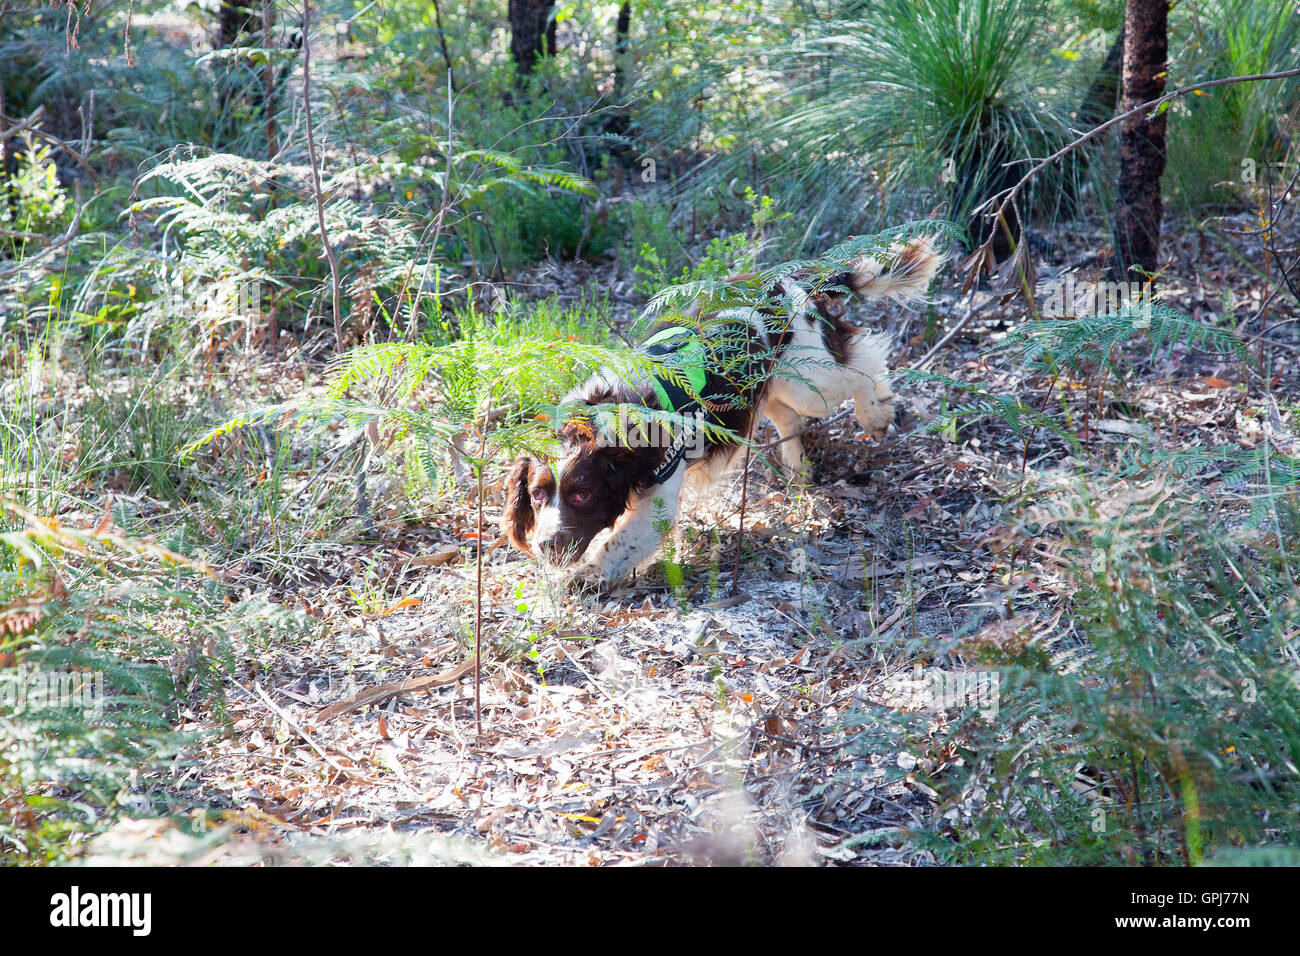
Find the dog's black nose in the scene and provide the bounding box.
[536,533,585,565]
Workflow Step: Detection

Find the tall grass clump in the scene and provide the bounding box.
[735,0,1078,250]
[0,499,305,863]
[1167,0,1300,209]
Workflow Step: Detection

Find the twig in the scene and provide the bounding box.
[314,658,477,721]
[431,0,455,93]
[0,103,99,190]
[403,71,456,340]
[475,462,484,738]
[731,414,758,596]
[756,406,853,451]
[263,0,278,160]
[915,296,998,371]
[556,646,620,705]
[248,679,358,779]
[300,1,344,349]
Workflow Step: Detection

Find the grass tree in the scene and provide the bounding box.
[751,0,1071,253]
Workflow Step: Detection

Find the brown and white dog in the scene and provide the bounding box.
[502,235,945,582]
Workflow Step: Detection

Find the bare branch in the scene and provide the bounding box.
[967,65,1300,282]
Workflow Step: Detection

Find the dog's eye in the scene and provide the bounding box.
[530,488,548,505]
[568,490,592,506]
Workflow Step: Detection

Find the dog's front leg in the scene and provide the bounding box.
[763,399,808,473]
[581,470,685,583]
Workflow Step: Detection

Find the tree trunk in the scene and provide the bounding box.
[509,0,556,77]
[1113,0,1169,283]
[613,2,631,99]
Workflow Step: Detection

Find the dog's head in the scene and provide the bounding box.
[502,418,659,566]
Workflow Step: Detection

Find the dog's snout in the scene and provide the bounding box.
[534,530,585,565]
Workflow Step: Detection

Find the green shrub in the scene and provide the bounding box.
[0,500,307,863]
[905,480,1300,864]
[699,0,1078,249]
[1167,1,1300,210]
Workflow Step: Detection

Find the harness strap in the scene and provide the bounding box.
[650,431,691,485]
[642,325,709,485]
[643,326,708,414]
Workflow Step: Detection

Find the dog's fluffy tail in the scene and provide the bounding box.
[845,235,946,306]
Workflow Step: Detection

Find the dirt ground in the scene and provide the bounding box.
[78,210,1300,866]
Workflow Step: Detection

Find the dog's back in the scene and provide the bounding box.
[503,235,946,581]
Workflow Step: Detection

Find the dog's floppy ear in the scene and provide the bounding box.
[501,456,536,554]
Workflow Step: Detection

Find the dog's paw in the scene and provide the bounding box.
[568,556,629,590]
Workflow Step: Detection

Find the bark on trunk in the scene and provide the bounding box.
[1113,0,1169,282]
[613,2,631,98]
[509,0,556,77]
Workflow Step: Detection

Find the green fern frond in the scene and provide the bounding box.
[900,368,1074,441]
[1003,304,1248,374]
[457,149,596,197]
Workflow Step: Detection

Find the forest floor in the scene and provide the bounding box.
[76,211,1300,866]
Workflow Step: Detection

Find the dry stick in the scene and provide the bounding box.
[1260,163,1300,311]
[262,1,279,357]
[0,104,100,190]
[1274,164,1300,296]
[756,406,853,452]
[263,0,278,159]
[315,658,476,721]
[248,679,358,780]
[474,462,484,739]
[973,66,1300,260]
[730,414,758,597]
[403,73,456,341]
[1228,166,1300,351]
[472,393,498,739]
[300,2,344,350]
[915,296,998,371]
